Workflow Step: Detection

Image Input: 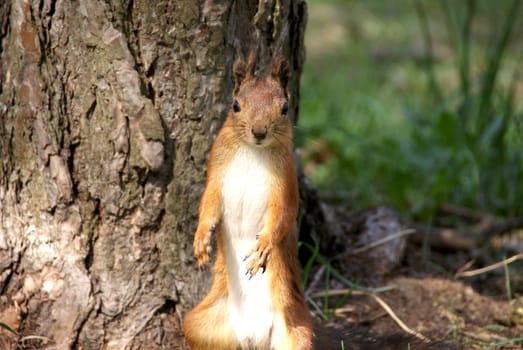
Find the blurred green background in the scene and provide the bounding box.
[297,0,523,221]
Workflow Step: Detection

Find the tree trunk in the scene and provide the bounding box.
[0,1,306,349]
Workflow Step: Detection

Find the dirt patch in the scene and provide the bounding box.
[311,248,523,349]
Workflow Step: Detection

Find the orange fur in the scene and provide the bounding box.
[184,51,312,350]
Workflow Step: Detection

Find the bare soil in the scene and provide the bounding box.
[313,241,523,350]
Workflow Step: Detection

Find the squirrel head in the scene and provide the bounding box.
[229,49,291,148]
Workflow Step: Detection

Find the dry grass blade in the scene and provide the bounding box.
[335,229,415,259]
[368,292,431,343]
[312,289,431,342]
[348,229,415,255]
[19,335,51,343]
[455,253,523,278]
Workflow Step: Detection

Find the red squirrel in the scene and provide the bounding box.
[183,42,313,349]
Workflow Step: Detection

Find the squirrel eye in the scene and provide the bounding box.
[233,100,241,113]
[281,101,289,115]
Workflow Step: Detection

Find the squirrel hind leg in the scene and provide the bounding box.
[271,312,313,350]
[183,298,236,350]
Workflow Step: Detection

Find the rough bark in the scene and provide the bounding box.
[0,1,307,349]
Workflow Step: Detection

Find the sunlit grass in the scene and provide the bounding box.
[298,0,523,218]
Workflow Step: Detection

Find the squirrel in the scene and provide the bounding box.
[181,37,461,350]
[183,38,313,350]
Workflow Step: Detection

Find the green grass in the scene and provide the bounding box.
[298,0,523,220]
[0,321,17,335]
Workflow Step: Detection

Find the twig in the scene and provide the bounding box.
[312,289,430,342]
[333,229,415,261]
[409,224,476,250]
[410,215,523,251]
[455,253,523,278]
[332,305,356,316]
[346,229,415,256]
[312,289,358,298]
[439,203,493,222]
[455,259,476,276]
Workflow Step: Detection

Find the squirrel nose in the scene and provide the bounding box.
[251,127,267,141]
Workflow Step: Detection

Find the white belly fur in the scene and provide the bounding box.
[221,146,274,348]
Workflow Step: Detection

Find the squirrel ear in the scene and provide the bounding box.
[233,57,246,94]
[246,49,257,78]
[271,56,290,91]
[233,49,257,94]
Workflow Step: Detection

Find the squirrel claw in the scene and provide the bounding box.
[244,236,271,278]
[193,223,217,267]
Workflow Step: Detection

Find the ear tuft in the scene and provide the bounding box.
[233,57,246,94]
[233,48,257,94]
[270,24,291,91]
[271,56,290,91]
[246,49,257,77]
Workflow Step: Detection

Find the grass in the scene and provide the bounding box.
[298,0,523,220]
[488,337,523,349]
[0,321,17,335]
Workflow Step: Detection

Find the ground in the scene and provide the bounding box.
[309,237,523,349]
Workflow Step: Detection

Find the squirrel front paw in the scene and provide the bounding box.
[244,235,272,279]
[193,223,216,267]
